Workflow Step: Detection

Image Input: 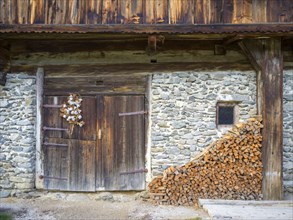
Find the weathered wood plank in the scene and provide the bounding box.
[68,139,96,191]
[1,0,293,25]
[43,96,63,138]
[55,0,68,24]
[118,0,143,24]
[102,0,118,24]
[143,0,155,24]
[43,137,68,190]
[88,0,102,24]
[1,23,293,34]
[233,0,252,24]
[261,38,283,200]
[169,0,194,24]
[29,0,46,24]
[101,96,145,190]
[35,67,44,189]
[252,0,267,23]
[239,38,283,200]
[10,49,248,67]
[156,0,168,24]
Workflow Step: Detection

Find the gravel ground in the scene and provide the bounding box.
[0,192,210,220]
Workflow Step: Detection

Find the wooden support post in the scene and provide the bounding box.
[35,67,44,189]
[239,38,283,200]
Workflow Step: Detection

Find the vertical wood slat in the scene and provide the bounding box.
[96,96,104,189]
[44,138,68,190]
[267,0,293,22]
[209,0,223,23]
[88,0,102,24]
[46,0,56,24]
[54,0,68,24]
[232,0,252,24]
[169,0,194,24]
[29,0,46,24]
[35,67,44,189]
[194,0,210,24]
[144,0,155,24]
[252,0,267,23]
[156,0,168,24]
[118,0,143,24]
[68,140,96,191]
[102,0,118,24]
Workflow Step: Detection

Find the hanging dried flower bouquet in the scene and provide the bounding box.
[60,93,85,134]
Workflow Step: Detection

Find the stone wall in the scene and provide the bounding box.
[151,71,257,176]
[283,70,293,199]
[0,73,36,197]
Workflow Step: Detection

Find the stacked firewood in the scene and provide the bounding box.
[148,117,263,205]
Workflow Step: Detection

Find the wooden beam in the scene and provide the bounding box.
[35,67,44,189]
[37,62,251,78]
[0,24,292,35]
[239,38,283,200]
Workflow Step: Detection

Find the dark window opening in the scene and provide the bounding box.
[218,106,234,125]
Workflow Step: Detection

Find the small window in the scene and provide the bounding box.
[216,102,239,128]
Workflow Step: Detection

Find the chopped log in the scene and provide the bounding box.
[148,117,263,205]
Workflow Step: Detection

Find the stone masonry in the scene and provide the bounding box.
[283,70,293,199]
[0,70,291,198]
[151,71,257,176]
[0,73,36,197]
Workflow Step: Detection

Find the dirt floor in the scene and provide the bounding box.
[0,192,210,220]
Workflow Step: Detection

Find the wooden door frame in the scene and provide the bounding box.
[35,67,44,189]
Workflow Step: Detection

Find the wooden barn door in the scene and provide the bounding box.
[43,96,96,191]
[96,96,146,191]
[43,95,146,191]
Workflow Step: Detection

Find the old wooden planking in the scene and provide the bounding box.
[267,0,293,22]
[118,0,143,24]
[209,0,223,24]
[156,0,168,24]
[169,0,194,24]
[1,0,293,25]
[29,0,46,24]
[43,96,63,138]
[68,139,96,191]
[143,0,155,24]
[102,0,118,24]
[102,96,115,190]
[44,137,69,190]
[124,96,145,190]
[232,0,252,24]
[88,0,102,24]
[45,76,147,86]
[44,86,146,96]
[252,0,267,23]
[10,49,249,68]
[95,96,104,189]
[194,0,210,24]
[101,96,145,190]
